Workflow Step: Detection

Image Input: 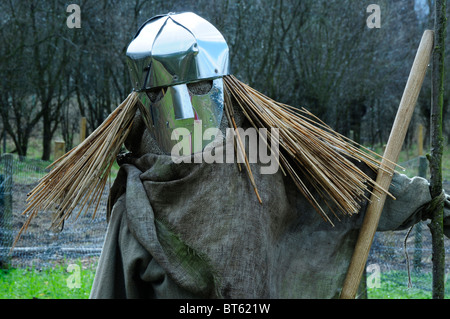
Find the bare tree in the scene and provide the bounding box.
[0,1,42,157]
[1,0,447,160]
[29,1,74,160]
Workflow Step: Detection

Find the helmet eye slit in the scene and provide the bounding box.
[146,79,212,103]
[187,80,213,96]
[147,86,167,103]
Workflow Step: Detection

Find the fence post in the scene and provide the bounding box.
[0,153,13,268]
[54,141,66,161]
[80,117,87,143]
[413,125,427,272]
[417,124,424,158]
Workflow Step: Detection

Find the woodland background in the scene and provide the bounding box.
[0,0,446,161]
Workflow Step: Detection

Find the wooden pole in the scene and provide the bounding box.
[340,30,434,299]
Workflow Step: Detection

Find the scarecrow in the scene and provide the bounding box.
[16,12,450,298]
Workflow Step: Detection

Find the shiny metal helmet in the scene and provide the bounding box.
[126,12,230,155]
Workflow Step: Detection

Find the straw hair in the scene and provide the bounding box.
[13,91,139,248]
[13,75,395,247]
[223,75,393,224]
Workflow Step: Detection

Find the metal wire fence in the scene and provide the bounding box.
[0,153,108,268]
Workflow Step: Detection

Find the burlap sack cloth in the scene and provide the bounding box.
[90,108,450,299]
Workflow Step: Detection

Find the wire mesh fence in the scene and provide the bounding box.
[0,154,108,269]
[0,152,449,297]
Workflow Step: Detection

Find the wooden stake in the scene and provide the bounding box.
[54,141,66,161]
[340,30,434,299]
[80,117,87,143]
[418,124,424,156]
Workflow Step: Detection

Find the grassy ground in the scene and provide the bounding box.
[0,259,97,299]
[367,270,450,299]
[0,263,444,299]
[370,143,450,180]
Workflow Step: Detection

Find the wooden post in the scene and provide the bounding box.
[340,30,434,299]
[418,124,428,179]
[54,141,66,161]
[418,124,424,157]
[414,125,426,273]
[80,117,87,143]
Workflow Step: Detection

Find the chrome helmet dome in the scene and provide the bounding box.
[126,12,230,155]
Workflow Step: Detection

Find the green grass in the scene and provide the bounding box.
[368,143,450,181]
[367,270,450,299]
[0,262,446,299]
[0,259,97,299]
[0,154,120,184]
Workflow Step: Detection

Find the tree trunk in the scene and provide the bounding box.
[428,0,446,299]
[41,104,57,162]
